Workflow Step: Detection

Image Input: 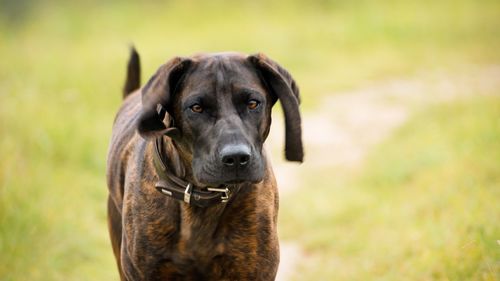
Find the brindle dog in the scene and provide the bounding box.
[106,48,303,281]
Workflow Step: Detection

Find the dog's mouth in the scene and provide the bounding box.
[196,178,256,188]
[222,179,246,185]
[194,171,264,188]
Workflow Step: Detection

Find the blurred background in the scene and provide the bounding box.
[0,0,499,280]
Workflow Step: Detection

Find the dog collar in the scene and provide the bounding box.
[152,137,232,208]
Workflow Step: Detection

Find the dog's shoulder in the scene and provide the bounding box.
[109,90,142,146]
[107,90,144,203]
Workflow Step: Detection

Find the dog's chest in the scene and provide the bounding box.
[145,219,249,280]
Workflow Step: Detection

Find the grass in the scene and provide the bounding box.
[0,0,499,280]
[280,96,500,280]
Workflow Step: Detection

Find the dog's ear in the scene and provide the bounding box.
[137,57,193,139]
[248,53,303,162]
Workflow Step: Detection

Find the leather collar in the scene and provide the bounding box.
[152,137,232,208]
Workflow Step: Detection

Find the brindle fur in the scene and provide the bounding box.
[107,49,302,281]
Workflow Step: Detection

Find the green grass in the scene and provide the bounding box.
[1,0,499,280]
[280,96,500,280]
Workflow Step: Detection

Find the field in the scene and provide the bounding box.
[1,0,499,280]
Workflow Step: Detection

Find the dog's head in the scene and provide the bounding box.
[137,52,302,186]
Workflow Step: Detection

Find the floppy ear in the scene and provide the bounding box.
[248,53,303,162]
[137,57,192,139]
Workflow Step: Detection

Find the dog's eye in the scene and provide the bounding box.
[190,104,203,113]
[247,100,260,110]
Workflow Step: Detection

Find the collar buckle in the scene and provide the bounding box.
[207,187,231,203]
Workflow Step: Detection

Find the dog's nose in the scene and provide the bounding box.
[220,144,251,167]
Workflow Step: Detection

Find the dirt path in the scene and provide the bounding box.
[271,65,500,281]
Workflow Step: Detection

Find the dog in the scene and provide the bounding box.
[106,48,303,280]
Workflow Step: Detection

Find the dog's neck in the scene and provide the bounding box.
[178,199,227,246]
